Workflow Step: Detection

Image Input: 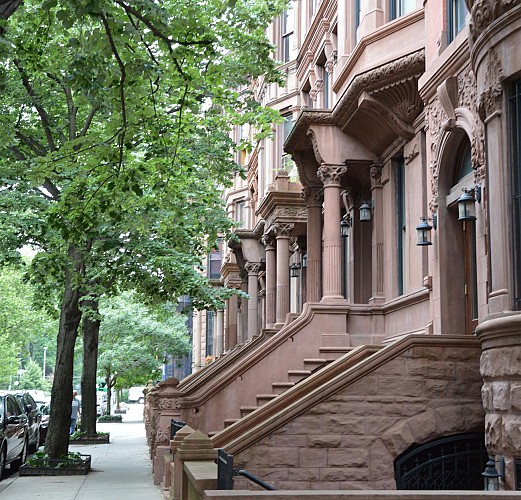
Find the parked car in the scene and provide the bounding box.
[9,391,42,452]
[39,404,50,445]
[0,391,29,481]
[128,386,145,404]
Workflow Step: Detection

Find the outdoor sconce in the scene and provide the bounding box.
[482,456,500,491]
[359,200,373,222]
[457,185,480,221]
[290,262,301,278]
[302,253,307,268]
[416,214,437,246]
[340,215,351,237]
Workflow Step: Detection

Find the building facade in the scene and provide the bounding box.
[170,0,521,491]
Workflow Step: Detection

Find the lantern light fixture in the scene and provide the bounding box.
[359,200,374,222]
[290,262,301,278]
[416,214,437,246]
[302,253,307,269]
[340,215,351,237]
[482,456,500,491]
[457,188,477,221]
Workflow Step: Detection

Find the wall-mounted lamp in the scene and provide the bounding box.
[290,262,301,278]
[301,253,307,269]
[457,185,481,221]
[359,200,373,222]
[340,214,351,237]
[482,456,500,491]
[416,214,437,246]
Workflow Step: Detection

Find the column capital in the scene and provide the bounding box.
[245,261,262,275]
[317,163,347,186]
[261,232,276,249]
[273,222,294,238]
[301,186,323,207]
[239,268,249,280]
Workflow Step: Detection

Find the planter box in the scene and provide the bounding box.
[97,416,122,423]
[19,454,91,476]
[71,434,109,445]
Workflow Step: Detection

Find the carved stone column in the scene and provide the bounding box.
[262,233,277,328]
[274,222,294,327]
[238,268,248,343]
[245,262,261,340]
[302,186,323,302]
[317,163,348,301]
[370,164,385,304]
[226,290,239,350]
[215,309,224,356]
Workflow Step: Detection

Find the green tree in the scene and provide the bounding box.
[0,0,285,457]
[18,358,51,391]
[97,291,190,415]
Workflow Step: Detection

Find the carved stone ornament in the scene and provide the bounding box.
[317,163,348,186]
[272,222,295,237]
[239,268,249,280]
[478,48,504,122]
[158,398,175,411]
[261,232,276,249]
[404,141,420,164]
[466,0,521,43]
[245,261,262,274]
[342,187,360,210]
[301,185,323,206]
[370,164,383,188]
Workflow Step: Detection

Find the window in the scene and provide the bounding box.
[354,0,361,43]
[235,200,245,227]
[282,9,294,63]
[395,157,406,295]
[447,0,467,43]
[208,239,222,280]
[510,80,521,309]
[390,0,416,20]
[206,311,214,357]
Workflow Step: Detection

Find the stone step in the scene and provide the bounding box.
[240,405,258,418]
[303,358,328,372]
[224,418,239,428]
[256,393,278,406]
[318,346,354,361]
[287,369,312,384]
[272,381,295,395]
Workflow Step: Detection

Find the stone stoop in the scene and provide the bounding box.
[213,335,484,491]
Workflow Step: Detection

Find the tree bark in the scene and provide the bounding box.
[45,244,84,458]
[80,297,100,436]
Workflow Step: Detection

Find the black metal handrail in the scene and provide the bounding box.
[170,419,186,441]
[217,449,276,491]
[234,468,276,490]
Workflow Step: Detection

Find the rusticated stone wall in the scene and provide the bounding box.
[233,343,484,490]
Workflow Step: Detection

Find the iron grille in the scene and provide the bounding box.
[395,433,488,490]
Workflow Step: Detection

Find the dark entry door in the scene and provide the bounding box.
[395,433,488,490]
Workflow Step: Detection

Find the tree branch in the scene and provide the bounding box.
[14,59,57,152]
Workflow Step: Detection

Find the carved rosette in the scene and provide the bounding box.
[158,397,175,411]
[245,261,262,275]
[466,0,521,43]
[272,222,295,237]
[317,164,348,186]
[301,186,323,207]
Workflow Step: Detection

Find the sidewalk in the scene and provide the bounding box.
[0,404,162,500]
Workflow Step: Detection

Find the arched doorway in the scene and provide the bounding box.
[394,432,488,490]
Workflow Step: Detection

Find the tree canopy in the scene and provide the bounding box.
[0,0,286,457]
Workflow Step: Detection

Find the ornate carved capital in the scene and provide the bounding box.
[261,232,276,249]
[342,187,360,211]
[245,262,262,275]
[478,49,504,122]
[272,222,294,237]
[239,268,249,280]
[467,0,521,43]
[317,163,347,186]
[370,164,383,188]
[301,186,323,207]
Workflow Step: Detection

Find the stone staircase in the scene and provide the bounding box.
[209,346,369,436]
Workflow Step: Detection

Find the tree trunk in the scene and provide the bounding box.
[105,374,112,415]
[45,245,84,458]
[80,297,100,436]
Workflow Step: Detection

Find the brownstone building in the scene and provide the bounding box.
[148,0,521,493]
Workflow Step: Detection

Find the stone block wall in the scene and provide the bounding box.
[232,342,484,490]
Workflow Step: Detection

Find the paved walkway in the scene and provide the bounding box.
[0,403,162,500]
